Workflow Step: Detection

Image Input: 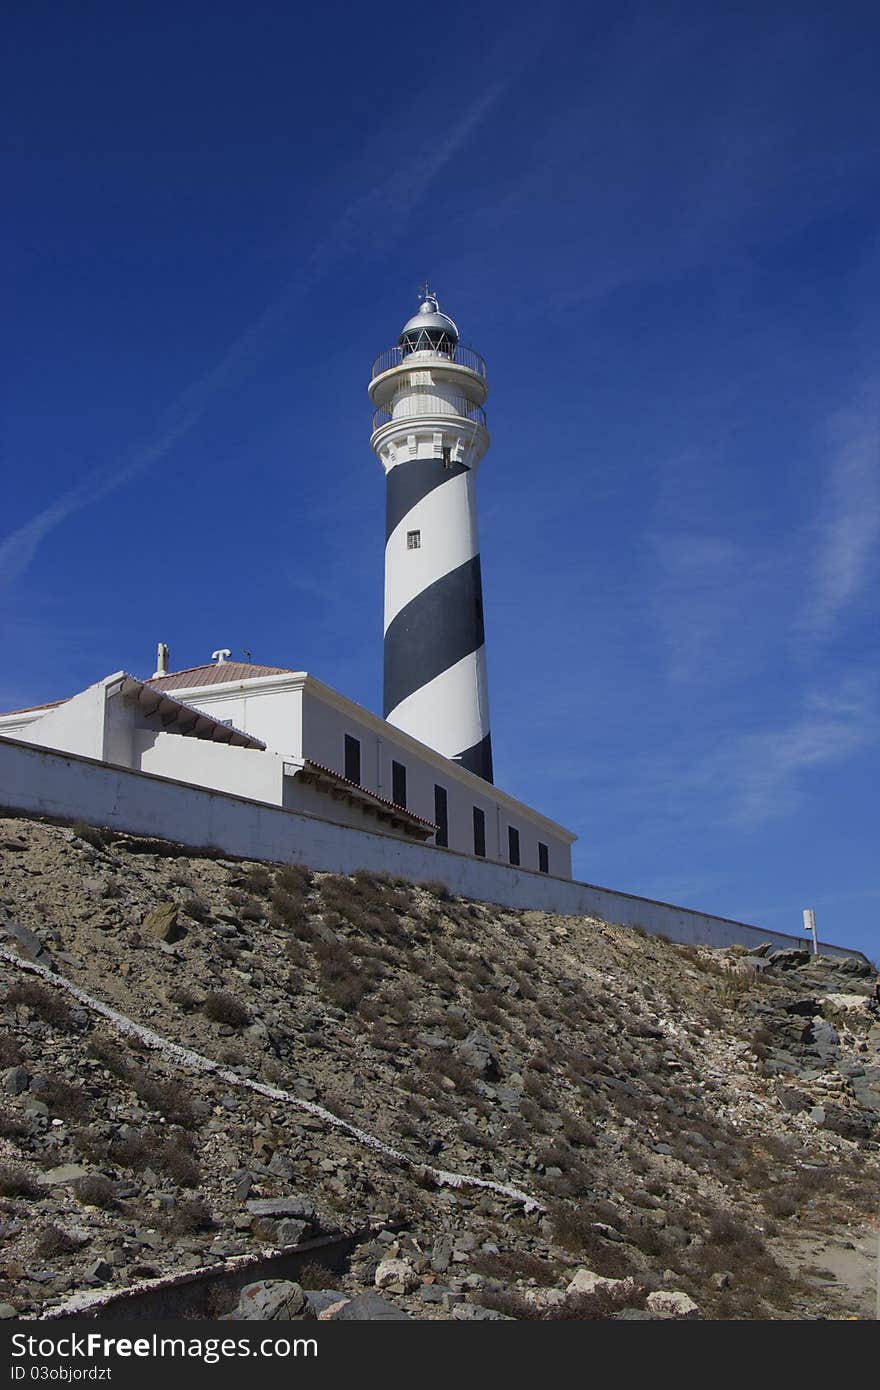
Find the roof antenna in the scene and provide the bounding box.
[211,648,231,665]
[243,648,252,663]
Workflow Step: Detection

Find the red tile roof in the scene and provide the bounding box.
[0,698,66,717]
[297,759,438,837]
[149,662,294,691]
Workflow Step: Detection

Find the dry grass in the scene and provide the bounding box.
[0,1164,40,1198]
[6,980,76,1031]
[74,1175,116,1209]
[202,992,251,1028]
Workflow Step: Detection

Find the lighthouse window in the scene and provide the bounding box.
[344,734,361,785]
[392,760,407,808]
[538,842,550,874]
[407,530,421,550]
[441,446,452,468]
[508,826,520,866]
[473,806,486,858]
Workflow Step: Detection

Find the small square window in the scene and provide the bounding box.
[407,530,421,550]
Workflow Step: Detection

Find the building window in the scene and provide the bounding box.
[434,785,448,847]
[344,733,361,785]
[392,760,407,808]
[538,842,549,874]
[407,530,421,550]
[508,826,520,866]
[441,445,452,468]
[473,806,486,858]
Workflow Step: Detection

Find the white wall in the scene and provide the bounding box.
[164,682,303,758]
[9,683,107,761]
[0,734,864,961]
[300,687,572,875]
[133,731,285,805]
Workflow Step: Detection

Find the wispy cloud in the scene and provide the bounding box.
[0,80,512,596]
[686,678,877,826]
[797,389,880,644]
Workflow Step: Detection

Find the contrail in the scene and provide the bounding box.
[0,79,511,594]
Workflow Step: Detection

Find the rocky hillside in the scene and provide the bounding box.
[1,812,878,1321]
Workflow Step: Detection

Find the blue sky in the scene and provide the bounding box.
[2,1,878,958]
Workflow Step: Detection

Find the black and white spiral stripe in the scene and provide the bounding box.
[383,456,493,783]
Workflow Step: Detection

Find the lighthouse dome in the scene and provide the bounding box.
[399,292,459,358]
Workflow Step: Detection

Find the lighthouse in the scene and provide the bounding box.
[369,289,493,783]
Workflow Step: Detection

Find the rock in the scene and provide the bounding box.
[810,1019,839,1057]
[825,992,876,1016]
[646,1290,700,1319]
[331,1292,412,1320]
[37,1165,89,1186]
[2,1066,30,1095]
[453,1231,478,1254]
[85,1260,113,1284]
[431,1236,453,1272]
[236,1280,308,1320]
[457,1030,500,1081]
[821,1105,873,1140]
[784,997,820,1016]
[375,1257,420,1293]
[522,1287,567,1310]
[267,1153,295,1180]
[770,949,813,969]
[836,956,872,977]
[142,903,182,943]
[275,1220,311,1246]
[566,1268,639,1300]
[418,1284,449,1303]
[0,1304,18,1319]
[0,921,52,967]
[850,1076,880,1114]
[245,1196,315,1220]
[451,1303,511,1320]
[304,1290,346,1316]
[776,1085,810,1114]
[736,957,769,975]
[317,1299,350,1320]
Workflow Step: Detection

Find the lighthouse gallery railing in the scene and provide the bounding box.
[370,343,487,380]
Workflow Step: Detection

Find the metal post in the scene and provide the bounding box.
[803,908,818,955]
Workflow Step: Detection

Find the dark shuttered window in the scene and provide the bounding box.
[392,760,407,808]
[434,785,449,847]
[344,734,361,785]
[538,842,550,874]
[508,826,520,866]
[473,806,486,858]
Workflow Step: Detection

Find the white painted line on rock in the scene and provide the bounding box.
[1,945,544,1226]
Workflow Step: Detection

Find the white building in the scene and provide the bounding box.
[0,653,576,877]
[0,291,577,881]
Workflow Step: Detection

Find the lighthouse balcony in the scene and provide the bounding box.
[372,390,487,433]
[371,343,486,380]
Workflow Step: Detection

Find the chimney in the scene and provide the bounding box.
[153,642,169,679]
